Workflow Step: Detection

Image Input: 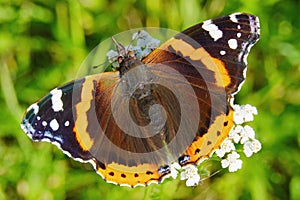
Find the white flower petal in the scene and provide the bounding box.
[170,162,181,179]
[228,159,242,172]
[172,162,181,170]
[233,114,244,124]
[106,50,118,63]
[244,125,255,139]
[221,159,229,168]
[141,48,152,58]
[233,104,258,124]
[240,125,255,144]
[221,139,236,153]
[229,127,241,143]
[244,104,258,122]
[229,151,240,159]
[135,31,152,48]
[215,148,226,158]
[180,165,201,186]
[146,38,160,49]
[251,139,262,153]
[132,32,139,40]
[185,174,200,187]
[216,138,236,158]
[243,141,254,157]
[170,170,179,179]
[221,152,243,172]
[233,105,244,124]
[234,125,244,133]
[137,39,149,48]
[180,171,188,180]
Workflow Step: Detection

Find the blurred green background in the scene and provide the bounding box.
[1,0,300,199]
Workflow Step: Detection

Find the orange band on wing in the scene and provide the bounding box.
[190,48,231,87]
[185,108,235,165]
[73,76,99,151]
[161,38,231,88]
[96,162,166,187]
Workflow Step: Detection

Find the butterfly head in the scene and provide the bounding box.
[111,37,143,77]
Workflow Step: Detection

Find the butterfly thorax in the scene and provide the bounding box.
[118,51,144,77]
[112,37,156,98]
[117,53,156,101]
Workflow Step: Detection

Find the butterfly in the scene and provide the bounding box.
[21,13,260,187]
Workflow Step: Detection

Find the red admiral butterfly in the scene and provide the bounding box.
[21,13,260,187]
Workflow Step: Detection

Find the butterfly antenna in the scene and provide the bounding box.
[111,37,126,57]
[92,61,107,69]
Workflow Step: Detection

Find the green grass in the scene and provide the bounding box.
[1,0,300,199]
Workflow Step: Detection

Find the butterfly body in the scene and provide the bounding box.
[21,13,260,187]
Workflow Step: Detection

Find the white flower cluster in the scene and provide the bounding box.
[106,50,119,68]
[132,30,160,57]
[106,30,160,67]
[232,104,258,124]
[170,163,201,187]
[215,104,261,172]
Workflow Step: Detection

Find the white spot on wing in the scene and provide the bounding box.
[42,121,47,126]
[27,103,39,114]
[220,50,226,55]
[50,119,59,131]
[237,32,242,38]
[64,121,70,127]
[229,13,239,23]
[50,88,64,112]
[202,20,223,41]
[228,39,238,49]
